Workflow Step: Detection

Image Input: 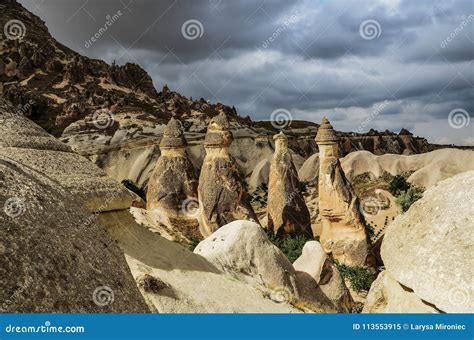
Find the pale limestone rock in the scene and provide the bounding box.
[294,241,352,312]
[248,158,271,191]
[0,99,133,214]
[316,117,370,266]
[194,220,298,295]
[146,118,198,217]
[298,153,319,185]
[100,213,299,313]
[363,271,439,313]
[197,113,258,236]
[0,99,148,312]
[267,132,312,238]
[380,171,474,313]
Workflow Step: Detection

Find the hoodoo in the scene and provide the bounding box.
[198,112,258,236]
[146,117,198,216]
[315,117,371,266]
[267,131,312,238]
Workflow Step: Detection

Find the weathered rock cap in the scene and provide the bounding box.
[315,116,338,144]
[160,117,187,149]
[204,112,233,148]
[273,131,288,141]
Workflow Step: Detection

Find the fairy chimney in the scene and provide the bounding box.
[315,117,371,266]
[198,112,258,236]
[267,132,312,239]
[146,118,198,215]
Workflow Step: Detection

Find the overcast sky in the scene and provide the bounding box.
[19,0,473,144]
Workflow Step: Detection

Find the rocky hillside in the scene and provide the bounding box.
[1,0,436,159]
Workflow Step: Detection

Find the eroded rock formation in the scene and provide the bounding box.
[146,118,198,215]
[0,99,148,312]
[197,112,258,236]
[294,241,353,312]
[364,171,474,313]
[316,117,370,266]
[267,132,312,238]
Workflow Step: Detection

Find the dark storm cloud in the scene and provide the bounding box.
[18,0,474,144]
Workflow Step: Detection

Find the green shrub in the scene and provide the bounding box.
[396,187,423,212]
[334,261,375,293]
[247,183,268,209]
[388,175,411,196]
[188,237,200,251]
[268,234,311,263]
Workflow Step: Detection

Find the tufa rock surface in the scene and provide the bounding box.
[293,241,353,312]
[316,117,371,266]
[369,171,474,313]
[267,132,312,238]
[100,214,299,313]
[197,113,258,236]
[146,117,198,215]
[0,99,148,312]
[194,220,299,295]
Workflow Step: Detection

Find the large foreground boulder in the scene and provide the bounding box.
[100,213,299,313]
[0,100,133,213]
[0,99,148,312]
[0,156,148,313]
[194,220,298,295]
[364,171,474,313]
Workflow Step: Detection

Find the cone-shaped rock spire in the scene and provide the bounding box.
[316,117,372,266]
[267,131,313,238]
[198,112,258,236]
[146,118,198,217]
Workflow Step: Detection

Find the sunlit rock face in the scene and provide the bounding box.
[267,131,312,239]
[198,112,258,236]
[316,117,370,267]
[146,117,198,216]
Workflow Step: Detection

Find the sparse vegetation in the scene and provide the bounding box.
[247,183,268,209]
[396,187,423,212]
[188,237,200,251]
[268,234,312,263]
[388,175,411,196]
[122,179,146,200]
[333,260,375,293]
